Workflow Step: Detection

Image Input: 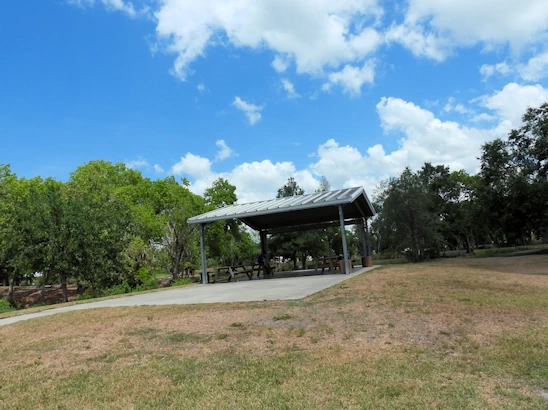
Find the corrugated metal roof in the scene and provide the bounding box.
[188,186,375,226]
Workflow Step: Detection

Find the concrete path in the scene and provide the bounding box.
[0,266,378,326]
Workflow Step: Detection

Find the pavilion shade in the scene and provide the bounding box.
[188,187,375,232]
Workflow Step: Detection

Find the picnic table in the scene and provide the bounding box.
[204,263,274,283]
[315,256,339,273]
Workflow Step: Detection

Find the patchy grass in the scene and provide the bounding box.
[273,313,292,321]
[0,281,198,320]
[1,255,548,409]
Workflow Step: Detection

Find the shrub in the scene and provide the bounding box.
[0,298,15,313]
[135,268,158,292]
[173,278,194,287]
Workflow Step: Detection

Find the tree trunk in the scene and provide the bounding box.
[7,276,16,308]
[292,251,297,270]
[60,272,68,303]
[301,253,306,270]
[171,256,181,281]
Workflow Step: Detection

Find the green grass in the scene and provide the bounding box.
[1,256,548,409]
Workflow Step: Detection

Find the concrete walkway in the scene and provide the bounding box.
[0,266,378,326]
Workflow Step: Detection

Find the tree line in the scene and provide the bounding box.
[372,103,548,261]
[0,162,259,306]
[1,103,546,305]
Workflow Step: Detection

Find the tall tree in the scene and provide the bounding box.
[148,177,204,280]
[204,178,240,265]
[376,167,442,261]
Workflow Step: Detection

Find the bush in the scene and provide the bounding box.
[75,293,94,301]
[135,268,158,292]
[173,278,194,287]
[0,298,15,313]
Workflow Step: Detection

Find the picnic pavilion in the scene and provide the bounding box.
[187,186,376,284]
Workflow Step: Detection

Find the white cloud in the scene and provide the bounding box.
[443,97,474,115]
[375,97,494,173]
[518,52,548,81]
[478,82,548,132]
[479,62,511,81]
[171,153,213,180]
[125,158,149,169]
[323,60,375,95]
[167,82,548,202]
[272,55,290,73]
[281,79,300,99]
[215,139,234,161]
[385,24,449,61]
[153,164,164,174]
[389,0,548,60]
[153,0,382,81]
[197,83,206,93]
[232,96,263,125]
[68,0,138,17]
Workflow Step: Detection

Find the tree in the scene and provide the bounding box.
[478,102,548,245]
[376,168,443,261]
[277,177,304,197]
[269,177,330,269]
[204,178,240,265]
[148,177,204,280]
[66,161,134,293]
[0,174,46,306]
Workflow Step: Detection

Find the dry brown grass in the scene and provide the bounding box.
[1,256,548,409]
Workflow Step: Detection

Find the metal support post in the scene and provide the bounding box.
[338,205,350,275]
[200,223,208,284]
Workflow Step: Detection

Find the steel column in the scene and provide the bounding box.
[260,230,267,255]
[200,223,208,284]
[338,205,350,275]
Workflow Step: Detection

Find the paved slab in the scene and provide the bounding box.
[0,266,378,326]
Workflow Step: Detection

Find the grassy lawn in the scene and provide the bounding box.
[1,255,548,409]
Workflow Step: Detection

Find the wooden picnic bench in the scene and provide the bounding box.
[204,263,275,283]
[315,256,339,273]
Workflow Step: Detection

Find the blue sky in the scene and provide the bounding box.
[2,0,548,202]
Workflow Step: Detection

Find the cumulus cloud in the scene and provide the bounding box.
[125,158,149,169]
[215,139,234,161]
[165,81,548,202]
[153,0,382,81]
[68,0,138,17]
[477,82,548,132]
[153,164,164,174]
[479,62,511,81]
[323,60,375,95]
[518,52,548,81]
[443,97,474,115]
[232,96,263,125]
[393,0,548,52]
[272,55,290,73]
[281,79,300,99]
[171,153,213,181]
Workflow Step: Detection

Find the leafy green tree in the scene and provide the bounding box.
[148,177,204,280]
[376,167,443,261]
[479,102,548,245]
[204,178,240,265]
[0,174,45,305]
[66,161,134,293]
[269,177,330,269]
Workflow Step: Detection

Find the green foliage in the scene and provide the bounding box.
[0,298,15,313]
[173,278,194,287]
[135,268,158,291]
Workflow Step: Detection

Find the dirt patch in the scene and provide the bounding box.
[0,285,79,308]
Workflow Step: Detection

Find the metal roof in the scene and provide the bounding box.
[188,186,376,232]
